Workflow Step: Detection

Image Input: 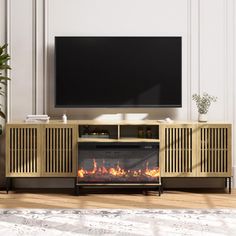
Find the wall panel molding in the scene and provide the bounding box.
[32,0,37,114]
[6,0,47,117]
[187,0,192,120]
[45,0,189,120]
[198,0,231,121]
[189,0,201,120]
[43,0,48,114]
[6,0,12,122]
[225,0,235,176]
[6,0,234,121]
[34,0,46,115]
[233,0,236,169]
[7,0,34,120]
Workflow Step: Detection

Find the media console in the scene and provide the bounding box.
[5,120,232,194]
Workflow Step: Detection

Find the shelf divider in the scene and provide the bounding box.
[118,124,120,140]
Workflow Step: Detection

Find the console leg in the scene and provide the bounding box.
[229,177,231,194]
[160,177,163,194]
[158,186,161,196]
[142,190,148,196]
[225,178,228,188]
[76,186,80,196]
[6,178,12,194]
[74,178,79,196]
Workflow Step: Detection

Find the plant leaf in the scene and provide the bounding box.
[0,65,11,70]
[0,43,9,121]
[0,54,10,60]
[0,44,8,56]
[1,44,8,50]
[0,57,10,65]
[0,109,5,119]
[0,76,11,81]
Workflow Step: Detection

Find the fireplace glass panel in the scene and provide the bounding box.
[77,143,159,183]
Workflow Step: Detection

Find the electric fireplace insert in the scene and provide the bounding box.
[76,142,161,195]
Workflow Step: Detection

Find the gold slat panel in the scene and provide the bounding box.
[162,126,194,177]
[6,127,39,177]
[43,126,76,177]
[198,125,231,177]
[65,128,67,172]
[220,128,223,172]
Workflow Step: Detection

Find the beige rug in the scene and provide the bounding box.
[0,209,235,236]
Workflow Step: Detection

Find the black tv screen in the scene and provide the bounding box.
[55,37,182,107]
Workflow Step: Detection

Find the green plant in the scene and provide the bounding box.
[192,92,217,114]
[0,44,11,134]
[0,44,11,118]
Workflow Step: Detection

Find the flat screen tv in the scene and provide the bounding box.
[55,36,182,107]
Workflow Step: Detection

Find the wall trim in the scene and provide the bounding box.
[198,0,201,94]
[32,0,37,115]
[189,0,200,121]
[233,0,235,187]
[187,0,192,120]
[6,0,12,122]
[228,0,235,186]
[43,0,48,114]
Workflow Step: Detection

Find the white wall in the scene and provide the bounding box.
[0,0,235,187]
[0,0,6,186]
[46,0,189,120]
[6,0,234,122]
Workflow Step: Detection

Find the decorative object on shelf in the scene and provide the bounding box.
[81,126,110,138]
[62,114,67,123]
[25,114,50,123]
[192,92,217,122]
[83,125,90,135]
[138,127,145,138]
[146,127,152,139]
[165,117,173,123]
[0,44,11,134]
[198,113,207,122]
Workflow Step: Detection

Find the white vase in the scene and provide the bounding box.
[199,113,207,122]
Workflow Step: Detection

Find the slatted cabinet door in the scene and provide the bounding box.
[197,124,232,177]
[6,124,42,177]
[160,124,198,177]
[42,124,77,177]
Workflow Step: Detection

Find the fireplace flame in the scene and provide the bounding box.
[77,159,160,179]
[78,167,85,178]
[91,159,97,174]
[145,161,159,177]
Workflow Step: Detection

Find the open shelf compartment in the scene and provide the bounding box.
[78,125,118,142]
[119,125,159,142]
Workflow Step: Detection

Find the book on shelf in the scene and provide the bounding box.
[81,134,110,139]
[25,115,50,123]
[26,115,49,119]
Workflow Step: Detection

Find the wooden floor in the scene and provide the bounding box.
[0,188,236,209]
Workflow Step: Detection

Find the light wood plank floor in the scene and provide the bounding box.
[0,188,235,209]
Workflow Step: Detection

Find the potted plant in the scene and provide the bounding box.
[192,92,217,122]
[0,44,11,134]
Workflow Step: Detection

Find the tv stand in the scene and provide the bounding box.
[5,120,232,194]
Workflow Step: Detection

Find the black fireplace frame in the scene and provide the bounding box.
[75,142,162,196]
